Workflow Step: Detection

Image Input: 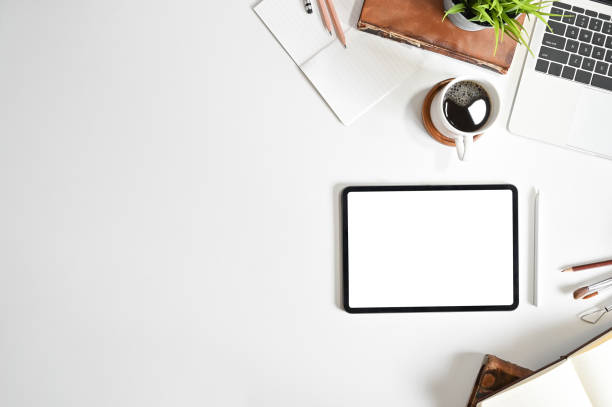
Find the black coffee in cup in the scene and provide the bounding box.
[443,81,491,132]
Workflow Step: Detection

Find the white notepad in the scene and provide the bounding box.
[254,0,423,125]
[342,186,518,312]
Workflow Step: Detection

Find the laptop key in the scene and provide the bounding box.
[569,54,583,67]
[550,7,563,21]
[595,61,609,75]
[547,20,566,35]
[562,65,576,79]
[548,62,563,76]
[565,26,579,39]
[609,64,612,76]
[606,36,612,49]
[572,6,585,13]
[575,69,592,84]
[543,33,566,49]
[600,13,611,21]
[563,12,576,25]
[588,18,603,32]
[591,73,612,91]
[606,50,612,63]
[576,15,589,28]
[563,12,577,25]
[586,10,598,18]
[604,22,612,35]
[582,57,596,71]
[579,29,593,42]
[539,45,570,64]
[553,1,571,10]
[535,59,549,72]
[593,46,606,60]
[592,33,606,46]
[566,39,579,52]
[578,43,593,56]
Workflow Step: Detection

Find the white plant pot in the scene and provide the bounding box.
[443,0,490,31]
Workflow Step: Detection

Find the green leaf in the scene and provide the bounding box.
[492,18,500,55]
[443,3,466,20]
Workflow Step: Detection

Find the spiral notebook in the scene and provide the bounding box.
[254,0,423,125]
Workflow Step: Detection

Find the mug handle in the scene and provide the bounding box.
[454,134,473,161]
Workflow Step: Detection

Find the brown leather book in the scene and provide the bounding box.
[474,327,612,406]
[466,355,532,407]
[357,0,526,74]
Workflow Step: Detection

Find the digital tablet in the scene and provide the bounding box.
[342,185,518,313]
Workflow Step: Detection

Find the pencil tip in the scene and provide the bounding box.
[329,30,332,35]
[562,267,573,272]
[343,44,347,48]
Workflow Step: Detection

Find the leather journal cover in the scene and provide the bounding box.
[357,0,526,74]
[467,355,532,407]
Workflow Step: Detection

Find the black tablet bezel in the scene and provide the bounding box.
[342,184,519,314]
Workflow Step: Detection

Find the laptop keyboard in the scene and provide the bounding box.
[535,1,612,92]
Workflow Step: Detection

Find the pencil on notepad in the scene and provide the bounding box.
[316,0,332,35]
[324,0,347,48]
[562,259,612,272]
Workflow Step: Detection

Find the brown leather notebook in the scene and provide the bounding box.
[474,328,612,406]
[357,0,525,74]
[466,355,532,407]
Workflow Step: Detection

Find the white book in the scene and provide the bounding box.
[478,329,612,407]
[254,0,423,125]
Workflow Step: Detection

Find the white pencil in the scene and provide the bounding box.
[533,189,539,307]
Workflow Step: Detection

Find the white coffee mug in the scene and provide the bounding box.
[430,76,501,161]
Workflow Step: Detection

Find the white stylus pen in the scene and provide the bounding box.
[533,189,539,307]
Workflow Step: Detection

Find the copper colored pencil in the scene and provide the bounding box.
[562,259,612,272]
[316,0,332,35]
[324,0,346,48]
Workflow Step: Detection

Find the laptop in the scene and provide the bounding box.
[509,0,612,160]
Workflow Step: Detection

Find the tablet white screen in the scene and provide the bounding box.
[346,188,515,309]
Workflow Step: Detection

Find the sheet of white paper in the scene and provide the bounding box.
[346,189,515,308]
[255,0,342,65]
[571,334,612,407]
[479,361,592,407]
[254,0,359,66]
[302,29,422,125]
[254,0,423,125]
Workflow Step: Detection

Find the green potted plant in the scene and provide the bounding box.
[442,0,557,55]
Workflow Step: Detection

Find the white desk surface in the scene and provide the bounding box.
[1,1,612,406]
